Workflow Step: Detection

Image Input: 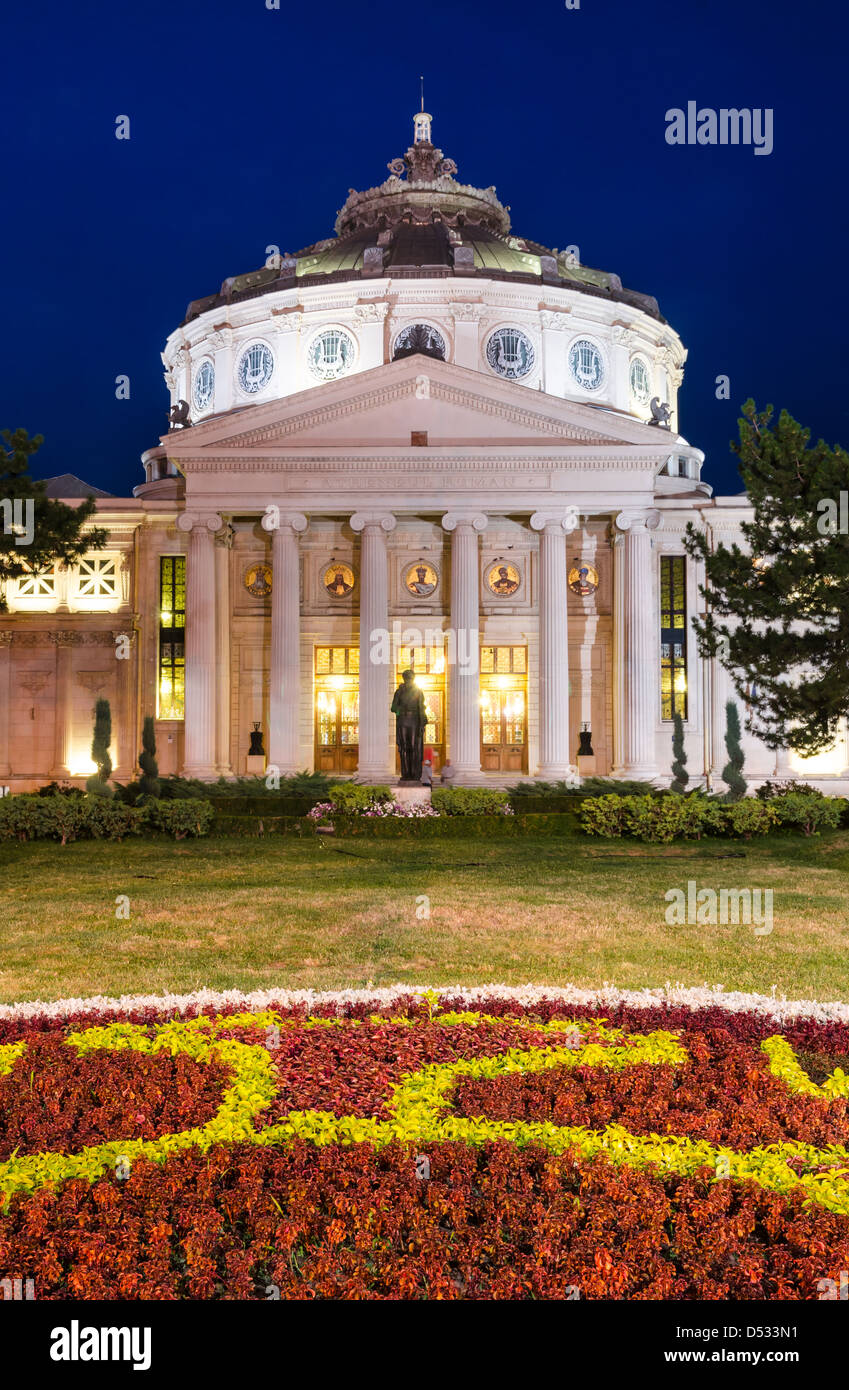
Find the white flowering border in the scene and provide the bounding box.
[1,980,848,1027]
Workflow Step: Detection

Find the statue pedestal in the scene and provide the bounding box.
[394,784,431,808]
[246,755,266,775]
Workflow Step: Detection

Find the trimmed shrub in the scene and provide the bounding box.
[0,795,213,843]
[722,701,747,802]
[756,779,826,802]
[431,788,513,816]
[138,715,160,798]
[670,712,689,794]
[323,783,393,812]
[86,698,114,799]
[712,799,778,839]
[143,800,214,839]
[577,794,629,838]
[770,792,846,835]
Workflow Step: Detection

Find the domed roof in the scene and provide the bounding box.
[182,113,664,327]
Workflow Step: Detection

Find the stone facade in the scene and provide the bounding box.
[3,115,847,790]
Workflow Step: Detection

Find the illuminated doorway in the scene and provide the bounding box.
[314,646,359,773]
[480,645,528,774]
[395,642,446,773]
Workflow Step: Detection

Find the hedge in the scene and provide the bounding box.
[575,792,845,843]
[0,795,214,844]
[431,788,512,816]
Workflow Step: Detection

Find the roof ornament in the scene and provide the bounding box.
[648,397,673,429]
[414,77,432,145]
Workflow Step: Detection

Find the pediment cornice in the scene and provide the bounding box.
[162,357,683,460]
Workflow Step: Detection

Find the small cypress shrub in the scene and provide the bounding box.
[670,711,689,793]
[86,698,114,799]
[138,715,161,798]
[722,701,747,802]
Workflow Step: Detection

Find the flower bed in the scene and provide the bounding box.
[2,984,849,1299]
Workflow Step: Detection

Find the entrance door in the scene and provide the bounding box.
[314,646,359,773]
[480,646,528,774]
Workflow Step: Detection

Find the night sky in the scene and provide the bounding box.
[2,0,846,500]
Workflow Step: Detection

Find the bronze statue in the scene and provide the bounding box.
[168,399,192,430]
[391,669,428,782]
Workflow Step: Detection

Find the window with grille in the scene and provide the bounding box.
[16,564,58,598]
[480,645,526,675]
[660,555,687,720]
[315,646,358,675]
[76,556,119,600]
[159,557,186,720]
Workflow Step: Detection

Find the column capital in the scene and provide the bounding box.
[176,511,223,534]
[530,510,580,535]
[350,512,396,534]
[441,511,487,534]
[261,509,308,535]
[615,507,660,534]
[0,631,13,648]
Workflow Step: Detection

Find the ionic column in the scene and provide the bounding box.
[49,630,78,778]
[531,512,578,779]
[614,509,661,779]
[261,511,307,774]
[350,512,396,780]
[0,631,12,778]
[442,512,487,779]
[176,512,222,779]
[611,527,626,773]
[214,526,234,776]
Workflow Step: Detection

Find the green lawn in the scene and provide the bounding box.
[1,830,849,1006]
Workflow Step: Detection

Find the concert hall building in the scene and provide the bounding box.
[2,111,843,789]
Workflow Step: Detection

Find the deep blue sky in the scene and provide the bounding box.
[2,0,846,499]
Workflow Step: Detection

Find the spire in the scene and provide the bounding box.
[413,77,432,144]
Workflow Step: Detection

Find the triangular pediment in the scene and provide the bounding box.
[163,357,680,459]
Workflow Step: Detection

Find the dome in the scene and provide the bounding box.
[182,115,663,327]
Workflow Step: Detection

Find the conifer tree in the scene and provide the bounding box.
[138,716,160,798]
[0,429,107,608]
[670,711,689,793]
[722,700,747,801]
[86,698,113,798]
[685,401,849,756]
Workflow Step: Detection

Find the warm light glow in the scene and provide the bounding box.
[496,675,510,690]
[330,675,345,689]
[68,753,97,777]
[789,742,846,776]
[159,677,172,695]
[479,693,491,710]
[160,610,172,625]
[674,670,688,693]
[431,655,445,674]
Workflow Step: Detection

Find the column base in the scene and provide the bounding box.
[536,765,580,782]
[610,766,660,783]
[355,767,395,784]
[181,765,220,781]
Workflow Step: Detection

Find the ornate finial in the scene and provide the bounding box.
[414,80,432,145]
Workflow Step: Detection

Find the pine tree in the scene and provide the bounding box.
[684,401,849,756]
[138,715,160,798]
[0,429,107,609]
[722,700,747,802]
[86,698,113,798]
[670,711,689,793]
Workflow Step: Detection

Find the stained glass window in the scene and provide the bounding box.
[159,556,186,720]
[660,555,687,720]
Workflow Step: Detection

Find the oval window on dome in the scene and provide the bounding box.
[629,356,651,406]
[485,327,535,380]
[308,328,356,381]
[237,342,274,395]
[192,360,215,413]
[393,323,447,360]
[568,338,605,392]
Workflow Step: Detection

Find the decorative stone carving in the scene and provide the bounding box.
[77,671,114,694]
[18,671,51,694]
[48,631,82,647]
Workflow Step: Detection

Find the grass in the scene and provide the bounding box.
[1,830,849,1006]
